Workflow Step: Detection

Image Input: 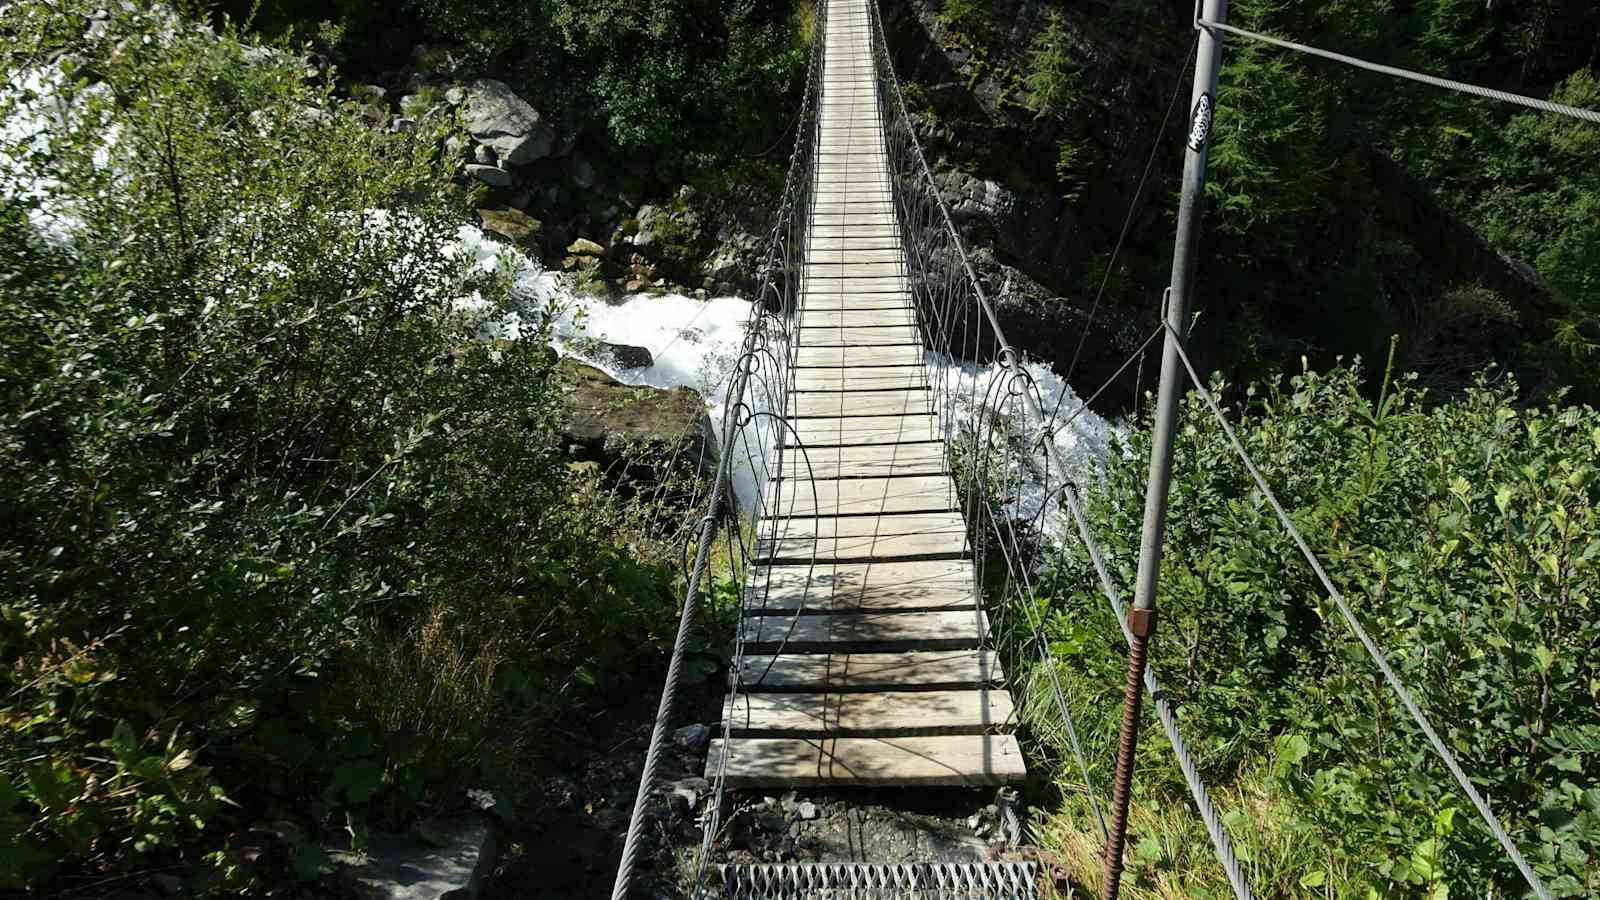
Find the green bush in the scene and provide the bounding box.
[0,2,678,890]
[1028,361,1600,896]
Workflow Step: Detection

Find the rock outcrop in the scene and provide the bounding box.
[559,359,719,484]
[460,78,555,166]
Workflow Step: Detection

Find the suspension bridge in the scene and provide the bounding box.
[703,0,1025,790]
[609,0,1599,897]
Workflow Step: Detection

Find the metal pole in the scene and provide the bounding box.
[1100,3,1226,898]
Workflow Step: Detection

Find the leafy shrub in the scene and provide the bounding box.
[1029,362,1600,896]
[0,1,678,890]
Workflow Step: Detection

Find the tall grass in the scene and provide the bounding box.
[1019,655,1357,897]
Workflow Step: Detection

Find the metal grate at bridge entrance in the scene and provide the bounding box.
[720,863,1038,900]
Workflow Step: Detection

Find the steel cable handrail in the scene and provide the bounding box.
[867,3,1253,896]
[609,1,831,894]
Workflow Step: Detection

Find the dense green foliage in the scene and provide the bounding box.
[1200,0,1600,396]
[220,0,810,174]
[0,3,684,890]
[1024,363,1599,896]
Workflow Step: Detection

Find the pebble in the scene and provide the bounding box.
[672,723,709,753]
[798,801,818,820]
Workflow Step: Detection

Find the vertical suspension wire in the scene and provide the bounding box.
[867,1,1252,896]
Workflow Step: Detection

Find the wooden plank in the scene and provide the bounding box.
[739,609,987,652]
[807,235,901,249]
[736,649,1001,691]
[811,181,890,190]
[757,529,968,564]
[793,324,919,347]
[789,389,926,418]
[802,273,907,288]
[798,308,915,328]
[756,511,968,562]
[811,189,892,198]
[793,366,925,391]
[807,220,900,231]
[810,210,897,222]
[766,474,954,516]
[807,208,898,219]
[789,412,937,444]
[803,261,904,279]
[705,735,1026,787]
[792,345,924,367]
[806,250,904,266]
[800,287,911,301]
[779,440,943,477]
[796,294,912,311]
[811,193,893,204]
[812,195,893,206]
[744,559,976,612]
[797,295,911,311]
[799,283,912,297]
[726,689,1015,737]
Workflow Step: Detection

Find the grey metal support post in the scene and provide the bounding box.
[1100,2,1227,898]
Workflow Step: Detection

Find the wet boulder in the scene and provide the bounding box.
[476,207,542,253]
[560,360,719,486]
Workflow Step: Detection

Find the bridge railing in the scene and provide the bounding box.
[866,3,1257,898]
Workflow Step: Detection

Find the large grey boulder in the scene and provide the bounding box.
[461,79,554,166]
[588,340,654,371]
[476,207,541,252]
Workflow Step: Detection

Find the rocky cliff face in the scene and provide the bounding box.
[878,0,1195,401]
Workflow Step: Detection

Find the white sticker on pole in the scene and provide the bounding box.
[1187,93,1213,151]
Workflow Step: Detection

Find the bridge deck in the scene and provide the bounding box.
[706,0,1025,789]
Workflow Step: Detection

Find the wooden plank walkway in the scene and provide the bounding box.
[706,0,1024,789]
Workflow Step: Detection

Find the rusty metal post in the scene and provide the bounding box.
[1100,2,1227,898]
